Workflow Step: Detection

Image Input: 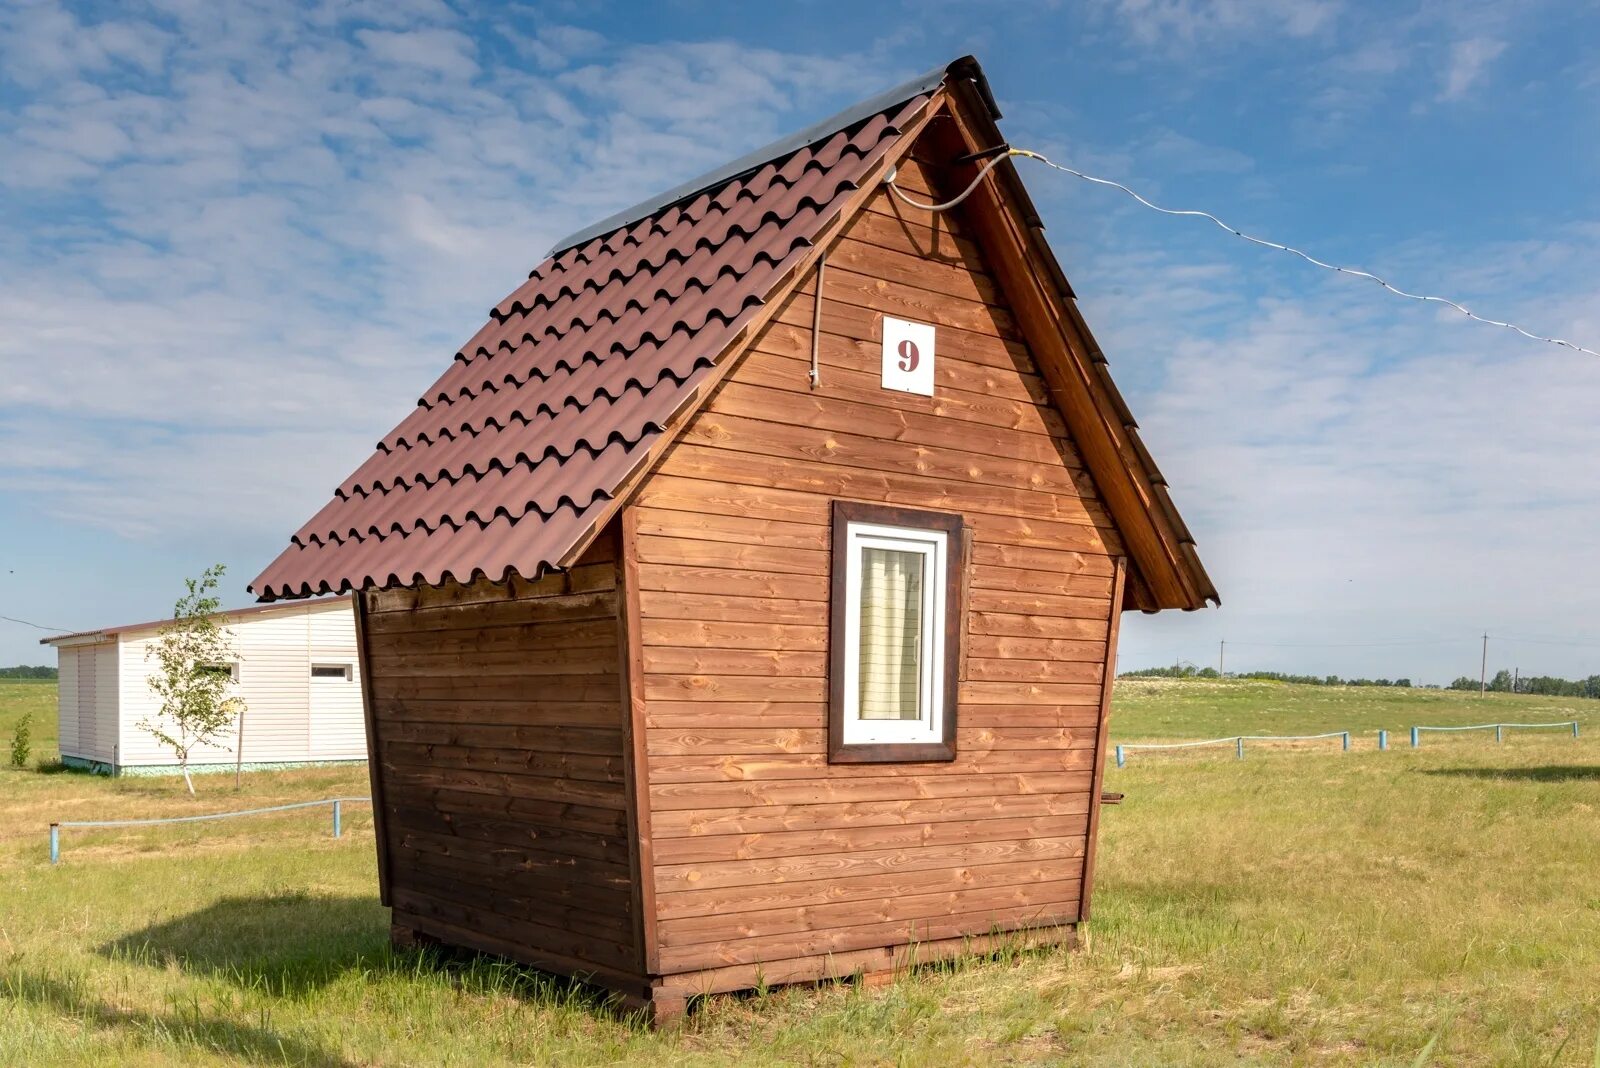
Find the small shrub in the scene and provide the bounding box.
[9,712,30,768]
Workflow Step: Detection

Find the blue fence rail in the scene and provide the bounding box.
[1115,732,1350,768]
[49,796,371,864]
[1112,720,1584,768]
[1409,721,1579,747]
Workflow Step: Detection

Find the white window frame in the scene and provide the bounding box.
[840,520,949,747]
[311,663,354,682]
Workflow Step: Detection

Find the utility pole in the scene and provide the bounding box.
[1480,633,1488,696]
[1513,666,1519,694]
[1219,639,1225,677]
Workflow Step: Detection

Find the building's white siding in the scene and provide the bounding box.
[94,643,119,762]
[57,647,80,756]
[56,642,118,765]
[307,607,365,759]
[106,598,363,771]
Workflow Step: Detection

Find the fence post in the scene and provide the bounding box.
[1574,721,1581,739]
[1410,726,1420,748]
[1342,731,1350,752]
[332,799,342,839]
[49,823,59,865]
[1236,736,1245,760]
[1495,724,1504,744]
[1378,730,1388,751]
[1115,745,1125,768]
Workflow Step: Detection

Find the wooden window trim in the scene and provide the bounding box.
[828,500,965,764]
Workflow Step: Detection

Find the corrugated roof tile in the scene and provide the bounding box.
[251,90,931,600]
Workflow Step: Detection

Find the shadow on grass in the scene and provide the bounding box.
[100,890,644,1024]
[1419,765,1600,783]
[100,890,387,995]
[5,971,358,1067]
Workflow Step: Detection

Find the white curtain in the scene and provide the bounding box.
[858,547,924,721]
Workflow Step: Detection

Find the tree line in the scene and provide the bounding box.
[1120,665,1413,688]
[1447,670,1600,699]
[0,665,57,679]
[1121,663,1600,698]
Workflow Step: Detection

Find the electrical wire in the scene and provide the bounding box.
[0,613,70,633]
[1493,635,1600,649]
[1221,637,1464,649]
[885,147,1600,359]
[885,152,1015,212]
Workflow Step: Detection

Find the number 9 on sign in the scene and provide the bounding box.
[881,316,935,396]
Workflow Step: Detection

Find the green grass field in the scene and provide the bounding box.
[1,678,60,765]
[2,677,1598,1065]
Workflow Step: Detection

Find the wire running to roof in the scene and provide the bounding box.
[885,148,1600,359]
[1,613,69,633]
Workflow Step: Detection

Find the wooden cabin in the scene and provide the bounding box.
[251,55,1216,1021]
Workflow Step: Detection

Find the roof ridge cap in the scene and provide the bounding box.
[544,55,990,258]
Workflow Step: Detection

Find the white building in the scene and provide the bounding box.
[41,596,365,775]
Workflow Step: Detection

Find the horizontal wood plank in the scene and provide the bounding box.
[658,899,1081,974]
[658,880,1083,965]
[648,770,1094,811]
[655,854,1077,921]
[655,834,1087,893]
[633,476,1118,555]
[650,790,1090,839]
[651,811,1090,865]
[655,923,1075,996]
[646,747,1095,783]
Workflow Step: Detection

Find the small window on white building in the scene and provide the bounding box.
[829,501,965,763]
[198,662,239,682]
[311,664,353,681]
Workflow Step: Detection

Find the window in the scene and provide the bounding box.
[198,662,239,682]
[311,664,353,681]
[829,501,965,763]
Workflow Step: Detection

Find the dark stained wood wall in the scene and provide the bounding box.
[629,149,1127,995]
[359,534,645,995]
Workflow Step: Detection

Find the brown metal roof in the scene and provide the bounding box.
[251,91,932,600]
[253,55,1216,611]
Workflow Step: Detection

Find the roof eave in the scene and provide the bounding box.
[939,77,1218,613]
[39,632,112,648]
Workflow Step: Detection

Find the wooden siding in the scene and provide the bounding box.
[361,535,644,993]
[116,599,359,767]
[629,163,1122,985]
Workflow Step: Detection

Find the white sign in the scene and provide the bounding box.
[881,316,935,396]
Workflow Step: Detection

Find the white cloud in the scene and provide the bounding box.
[0,0,171,87]
[1438,35,1506,100]
[1092,0,1341,48]
[356,27,480,78]
[0,3,897,579]
[1069,221,1600,681]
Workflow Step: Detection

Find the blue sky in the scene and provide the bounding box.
[3,0,1598,683]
